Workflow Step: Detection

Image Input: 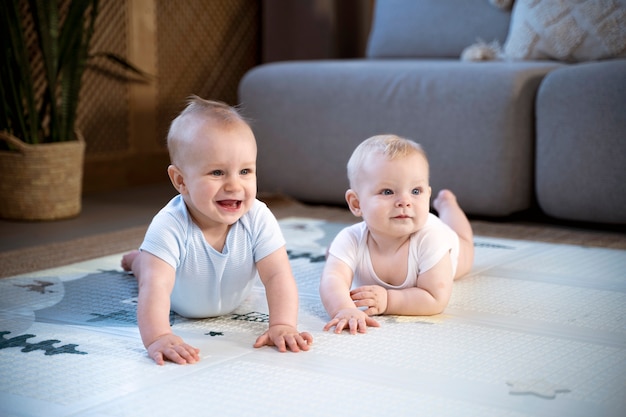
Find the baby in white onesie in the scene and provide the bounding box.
[319,135,475,335]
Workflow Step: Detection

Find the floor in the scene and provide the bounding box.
[0,183,178,253]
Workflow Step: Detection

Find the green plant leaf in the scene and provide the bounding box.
[0,0,38,144]
[89,52,154,80]
[1,0,148,147]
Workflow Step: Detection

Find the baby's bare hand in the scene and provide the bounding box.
[351,285,388,315]
[147,333,200,365]
[324,308,380,335]
[254,324,313,352]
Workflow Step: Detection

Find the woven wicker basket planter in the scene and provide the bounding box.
[0,131,85,221]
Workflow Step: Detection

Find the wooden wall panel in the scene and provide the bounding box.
[77,0,260,193]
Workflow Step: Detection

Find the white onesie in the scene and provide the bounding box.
[328,213,459,289]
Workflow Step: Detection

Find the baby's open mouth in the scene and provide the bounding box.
[218,200,241,209]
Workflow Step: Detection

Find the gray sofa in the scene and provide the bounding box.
[239,0,626,224]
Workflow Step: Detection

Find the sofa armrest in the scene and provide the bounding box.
[536,59,626,224]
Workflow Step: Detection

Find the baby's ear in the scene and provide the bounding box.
[345,189,362,217]
[167,165,186,193]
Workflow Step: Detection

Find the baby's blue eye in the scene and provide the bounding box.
[382,189,393,195]
[240,169,250,175]
[211,170,224,176]
[412,188,421,195]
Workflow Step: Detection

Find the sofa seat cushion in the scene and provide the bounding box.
[536,59,626,224]
[239,59,561,216]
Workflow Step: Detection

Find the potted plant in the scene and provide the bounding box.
[0,0,145,220]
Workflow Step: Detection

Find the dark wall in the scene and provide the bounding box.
[262,0,373,62]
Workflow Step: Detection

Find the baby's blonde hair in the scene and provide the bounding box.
[167,95,249,165]
[347,134,428,187]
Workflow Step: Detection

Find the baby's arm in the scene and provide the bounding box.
[134,251,200,365]
[355,253,454,316]
[319,255,380,334]
[254,247,313,352]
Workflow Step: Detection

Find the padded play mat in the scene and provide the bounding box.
[0,218,625,417]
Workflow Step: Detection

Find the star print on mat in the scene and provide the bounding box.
[231,312,269,323]
[14,280,56,294]
[506,379,570,399]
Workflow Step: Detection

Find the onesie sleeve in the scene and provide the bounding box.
[139,197,187,270]
[327,223,363,272]
[414,215,457,276]
[249,200,286,262]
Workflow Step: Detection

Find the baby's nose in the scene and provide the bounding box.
[396,195,412,207]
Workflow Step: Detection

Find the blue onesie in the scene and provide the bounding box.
[140,195,285,318]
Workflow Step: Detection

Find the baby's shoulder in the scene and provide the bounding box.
[147,195,190,233]
[411,214,456,247]
[337,221,367,240]
[238,199,275,229]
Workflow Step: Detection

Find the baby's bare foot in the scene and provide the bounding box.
[121,250,140,272]
[432,189,474,279]
[433,189,458,213]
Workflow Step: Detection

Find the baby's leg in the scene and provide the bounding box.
[121,250,141,273]
[433,189,474,280]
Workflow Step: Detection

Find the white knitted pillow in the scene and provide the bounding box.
[504,0,626,61]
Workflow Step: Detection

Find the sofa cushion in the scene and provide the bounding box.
[367,0,512,58]
[504,0,626,61]
[239,59,560,216]
[535,59,626,224]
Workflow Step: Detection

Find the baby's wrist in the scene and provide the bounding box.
[381,289,390,314]
[144,331,174,348]
[268,322,296,329]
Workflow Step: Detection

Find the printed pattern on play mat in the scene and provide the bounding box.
[1,217,625,417]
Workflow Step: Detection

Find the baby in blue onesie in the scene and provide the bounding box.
[121,96,312,365]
